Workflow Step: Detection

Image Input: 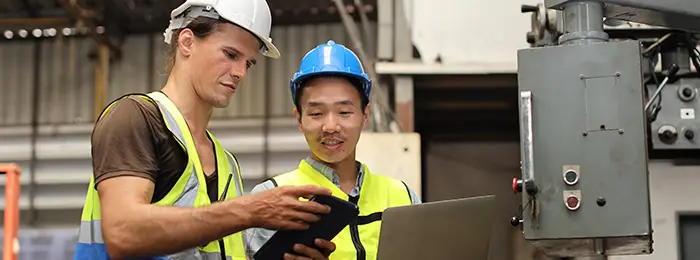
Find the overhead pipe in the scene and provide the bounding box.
[353,0,374,58]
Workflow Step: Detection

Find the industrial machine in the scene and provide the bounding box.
[510,0,700,258]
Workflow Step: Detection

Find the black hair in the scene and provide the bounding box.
[293,74,369,114]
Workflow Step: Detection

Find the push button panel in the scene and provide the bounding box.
[562,165,581,211]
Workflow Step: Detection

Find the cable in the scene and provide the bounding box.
[643,33,673,56]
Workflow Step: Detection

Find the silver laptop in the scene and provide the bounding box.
[376,195,497,260]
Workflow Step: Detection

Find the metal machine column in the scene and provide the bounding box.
[557,1,608,45]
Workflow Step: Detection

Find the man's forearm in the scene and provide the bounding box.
[104,198,253,259]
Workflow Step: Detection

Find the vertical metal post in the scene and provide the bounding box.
[263,59,271,179]
[94,44,110,120]
[147,34,155,91]
[376,0,394,60]
[28,38,41,227]
[558,1,608,45]
[391,0,415,132]
[394,76,414,131]
[392,0,413,62]
[2,163,21,260]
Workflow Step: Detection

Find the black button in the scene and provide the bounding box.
[683,88,693,98]
[685,129,695,140]
[564,170,578,184]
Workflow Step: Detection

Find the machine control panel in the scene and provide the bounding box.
[648,78,700,150]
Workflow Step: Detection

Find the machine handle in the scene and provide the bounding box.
[519,91,538,195]
[1,164,20,260]
[521,4,538,13]
[645,63,680,112]
[668,63,680,77]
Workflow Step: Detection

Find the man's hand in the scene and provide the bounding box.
[283,239,336,260]
[242,185,333,230]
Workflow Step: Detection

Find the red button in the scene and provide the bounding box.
[566,196,580,209]
[513,178,523,194]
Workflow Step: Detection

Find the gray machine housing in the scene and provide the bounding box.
[511,0,700,257]
[515,0,700,257]
[517,39,652,257]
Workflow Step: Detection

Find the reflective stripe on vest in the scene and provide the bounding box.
[74,92,247,260]
[272,160,413,260]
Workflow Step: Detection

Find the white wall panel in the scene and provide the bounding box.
[0,22,377,126]
[404,0,539,71]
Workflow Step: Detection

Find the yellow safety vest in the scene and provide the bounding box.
[272,160,413,260]
[74,91,247,260]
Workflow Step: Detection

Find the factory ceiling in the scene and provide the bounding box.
[0,0,377,34]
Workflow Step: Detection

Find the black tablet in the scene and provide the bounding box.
[253,194,360,259]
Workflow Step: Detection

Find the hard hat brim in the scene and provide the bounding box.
[246,29,280,59]
[293,70,371,86]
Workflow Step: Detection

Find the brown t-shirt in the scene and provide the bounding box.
[91,94,219,203]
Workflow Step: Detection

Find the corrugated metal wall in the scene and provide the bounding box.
[0,22,377,126]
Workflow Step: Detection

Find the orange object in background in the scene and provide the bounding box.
[1,164,20,260]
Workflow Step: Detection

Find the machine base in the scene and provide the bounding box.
[530,235,653,257]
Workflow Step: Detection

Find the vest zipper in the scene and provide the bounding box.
[217,174,233,260]
[349,196,366,260]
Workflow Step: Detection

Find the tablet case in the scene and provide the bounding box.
[253,194,360,259]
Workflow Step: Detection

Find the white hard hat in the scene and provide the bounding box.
[164,0,281,59]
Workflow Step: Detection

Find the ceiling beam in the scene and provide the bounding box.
[20,0,37,17]
[0,8,68,19]
[0,17,70,28]
[0,0,378,35]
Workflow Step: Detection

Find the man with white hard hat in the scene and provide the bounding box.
[73,0,336,259]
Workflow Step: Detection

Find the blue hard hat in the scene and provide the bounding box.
[289,40,372,103]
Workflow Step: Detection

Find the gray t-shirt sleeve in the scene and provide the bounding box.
[406,184,423,204]
[244,180,278,259]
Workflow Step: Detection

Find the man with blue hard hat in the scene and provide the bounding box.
[244,40,422,260]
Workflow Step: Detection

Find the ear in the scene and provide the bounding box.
[177,29,196,58]
[294,107,302,131]
[362,103,371,129]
